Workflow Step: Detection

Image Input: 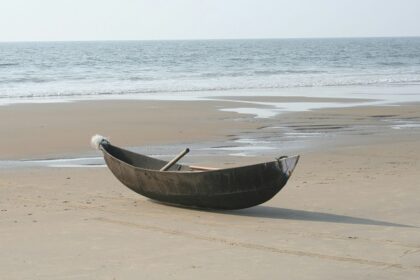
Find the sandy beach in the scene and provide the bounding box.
[1,97,420,279]
[1,0,420,277]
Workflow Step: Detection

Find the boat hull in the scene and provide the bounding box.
[101,143,299,210]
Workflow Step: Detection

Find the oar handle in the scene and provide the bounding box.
[160,148,190,171]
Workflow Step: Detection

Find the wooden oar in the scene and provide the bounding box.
[189,165,219,171]
[160,148,190,171]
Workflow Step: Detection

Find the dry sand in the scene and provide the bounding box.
[1,98,420,279]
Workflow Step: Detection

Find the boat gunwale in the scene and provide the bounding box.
[101,144,295,175]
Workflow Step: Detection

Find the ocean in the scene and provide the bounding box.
[1,37,420,104]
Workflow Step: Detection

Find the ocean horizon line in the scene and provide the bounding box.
[1,35,420,44]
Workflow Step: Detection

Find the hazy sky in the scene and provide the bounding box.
[1,0,419,41]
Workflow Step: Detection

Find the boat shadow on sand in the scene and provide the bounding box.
[151,200,416,228]
[226,206,417,228]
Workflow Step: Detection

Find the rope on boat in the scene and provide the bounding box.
[91,134,110,150]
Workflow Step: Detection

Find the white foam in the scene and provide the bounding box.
[234,138,270,144]
[284,132,324,138]
[229,152,249,157]
[391,123,420,130]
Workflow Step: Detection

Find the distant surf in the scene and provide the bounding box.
[1,38,420,104]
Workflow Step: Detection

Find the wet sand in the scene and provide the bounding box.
[1,98,420,279]
[0,100,259,160]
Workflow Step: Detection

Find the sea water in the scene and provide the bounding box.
[1,37,420,104]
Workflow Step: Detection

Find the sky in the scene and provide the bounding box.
[0,0,419,42]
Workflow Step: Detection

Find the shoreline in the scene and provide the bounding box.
[1,96,420,160]
[2,83,420,106]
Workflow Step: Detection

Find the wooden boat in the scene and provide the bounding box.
[92,135,299,210]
